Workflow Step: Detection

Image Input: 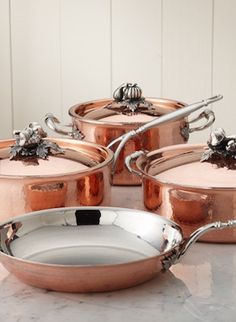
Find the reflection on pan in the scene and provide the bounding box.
[0,207,235,292]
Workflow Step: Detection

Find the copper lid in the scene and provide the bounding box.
[137,138,236,190]
[0,123,113,178]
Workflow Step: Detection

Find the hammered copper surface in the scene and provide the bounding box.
[0,139,113,221]
[69,98,188,185]
[135,144,236,243]
[26,182,68,211]
[0,252,163,293]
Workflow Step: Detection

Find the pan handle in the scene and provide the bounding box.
[181,109,215,140]
[162,219,236,271]
[125,150,145,177]
[44,113,85,140]
[109,95,223,176]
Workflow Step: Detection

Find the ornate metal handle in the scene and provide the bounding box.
[106,83,153,115]
[109,95,223,176]
[201,128,236,169]
[162,219,236,271]
[44,113,84,140]
[10,122,64,160]
[181,109,215,141]
[125,151,145,177]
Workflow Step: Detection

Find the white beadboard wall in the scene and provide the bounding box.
[0,0,235,143]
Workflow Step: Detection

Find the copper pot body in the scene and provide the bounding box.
[69,98,189,185]
[134,144,236,243]
[0,139,113,221]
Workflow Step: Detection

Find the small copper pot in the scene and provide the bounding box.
[45,83,217,185]
[0,138,113,221]
[126,142,236,243]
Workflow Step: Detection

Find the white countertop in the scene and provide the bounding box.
[0,186,235,322]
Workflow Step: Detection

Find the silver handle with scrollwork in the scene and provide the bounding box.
[181,109,215,140]
[45,113,84,140]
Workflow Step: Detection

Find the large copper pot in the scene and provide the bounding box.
[45,83,217,185]
[126,130,236,243]
[0,138,113,221]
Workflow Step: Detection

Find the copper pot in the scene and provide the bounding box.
[45,83,217,185]
[126,129,236,243]
[0,138,113,221]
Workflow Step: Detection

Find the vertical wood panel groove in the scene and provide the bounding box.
[211,0,215,98]
[9,0,14,133]
[110,0,113,97]
[0,0,13,138]
[58,0,64,119]
[160,0,163,97]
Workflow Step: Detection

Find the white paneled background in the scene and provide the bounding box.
[0,0,235,142]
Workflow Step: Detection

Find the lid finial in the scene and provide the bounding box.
[106,82,155,115]
[10,122,64,161]
[201,128,236,169]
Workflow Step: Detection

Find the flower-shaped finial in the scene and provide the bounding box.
[10,122,64,161]
[201,128,236,169]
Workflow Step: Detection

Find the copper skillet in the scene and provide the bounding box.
[45,90,221,185]
[0,206,235,293]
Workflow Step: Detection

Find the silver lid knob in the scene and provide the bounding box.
[10,122,64,161]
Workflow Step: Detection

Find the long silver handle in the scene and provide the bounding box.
[108,94,223,175]
[162,219,236,271]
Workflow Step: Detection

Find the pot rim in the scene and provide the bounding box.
[0,138,114,179]
[136,143,236,191]
[69,97,187,127]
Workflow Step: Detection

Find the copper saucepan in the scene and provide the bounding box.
[0,136,113,221]
[45,83,219,185]
[0,96,221,220]
[0,206,235,292]
[126,128,236,243]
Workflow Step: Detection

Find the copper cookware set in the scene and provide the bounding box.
[0,82,235,292]
[0,85,221,219]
